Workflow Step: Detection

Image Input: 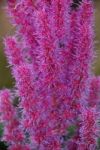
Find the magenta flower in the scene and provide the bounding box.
[4,36,23,66]
[87,76,100,107]
[78,107,99,150]
[0,0,99,149]
[0,89,31,149]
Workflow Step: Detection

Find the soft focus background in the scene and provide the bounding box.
[0,0,100,88]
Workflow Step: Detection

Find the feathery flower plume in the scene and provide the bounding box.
[0,0,99,149]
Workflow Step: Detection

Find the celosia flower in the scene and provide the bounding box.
[87,76,100,107]
[0,89,30,149]
[78,107,99,150]
[4,36,23,66]
[9,144,31,150]
[0,0,99,149]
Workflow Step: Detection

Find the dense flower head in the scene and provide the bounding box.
[0,89,24,146]
[78,107,99,150]
[8,144,31,150]
[0,89,15,122]
[87,76,100,107]
[4,36,23,66]
[0,0,99,149]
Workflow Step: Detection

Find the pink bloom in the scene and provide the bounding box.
[87,76,100,107]
[0,89,25,147]
[0,0,99,149]
[9,144,31,150]
[78,107,98,150]
[4,36,23,66]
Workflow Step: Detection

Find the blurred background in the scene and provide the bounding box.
[0,0,100,89]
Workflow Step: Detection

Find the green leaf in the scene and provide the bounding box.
[0,123,3,137]
[67,125,77,138]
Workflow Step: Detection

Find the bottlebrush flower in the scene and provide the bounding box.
[78,107,99,150]
[9,144,31,150]
[0,0,99,149]
[66,0,94,105]
[87,76,100,107]
[4,36,23,66]
[0,89,30,149]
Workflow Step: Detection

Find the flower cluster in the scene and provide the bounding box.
[0,89,30,150]
[78,107,99,150]
[0,0,99,149]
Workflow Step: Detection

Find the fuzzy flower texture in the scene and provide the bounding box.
[0,0,100,150]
